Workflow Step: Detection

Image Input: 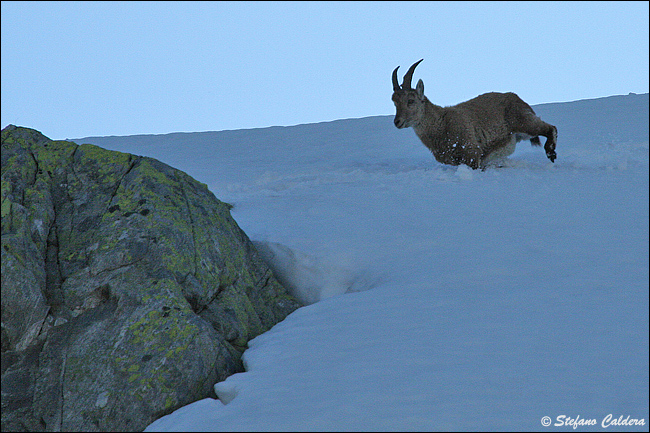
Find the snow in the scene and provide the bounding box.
[75,93,649,431]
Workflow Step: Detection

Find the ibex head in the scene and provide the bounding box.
[391,59,426,129]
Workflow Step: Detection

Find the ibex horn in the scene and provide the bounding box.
[392,66,400,92]
[402,59,423,90]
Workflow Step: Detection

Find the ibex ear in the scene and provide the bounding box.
[416,79,425,100]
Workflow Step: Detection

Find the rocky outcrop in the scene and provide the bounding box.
[1,125,301,432]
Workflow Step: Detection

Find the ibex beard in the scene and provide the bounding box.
[392,59,557,170]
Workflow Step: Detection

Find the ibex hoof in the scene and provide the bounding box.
[547,151,557,163]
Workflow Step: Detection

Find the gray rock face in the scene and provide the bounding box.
[1,125,301,432]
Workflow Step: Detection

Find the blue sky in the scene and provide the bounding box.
[1,1,648,139]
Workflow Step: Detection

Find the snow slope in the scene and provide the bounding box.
[76,93,649,431]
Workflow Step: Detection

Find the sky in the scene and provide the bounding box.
[1,1,649,140]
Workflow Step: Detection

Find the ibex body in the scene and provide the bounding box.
[392,59,557,169]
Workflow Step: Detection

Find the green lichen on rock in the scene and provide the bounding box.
[1,125,301,432]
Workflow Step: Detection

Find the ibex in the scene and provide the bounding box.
[392,59,557,169]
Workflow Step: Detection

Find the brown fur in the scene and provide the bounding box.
[392,60,557,169]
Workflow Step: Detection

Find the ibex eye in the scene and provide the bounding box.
[407,99,415,106]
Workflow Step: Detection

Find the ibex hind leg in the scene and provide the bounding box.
[514,133,539,146]
[521,116,557,162]
[543,124,558,162]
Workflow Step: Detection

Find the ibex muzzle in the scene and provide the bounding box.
[391,59,557,169]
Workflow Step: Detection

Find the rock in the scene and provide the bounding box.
[1,125,301,432]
